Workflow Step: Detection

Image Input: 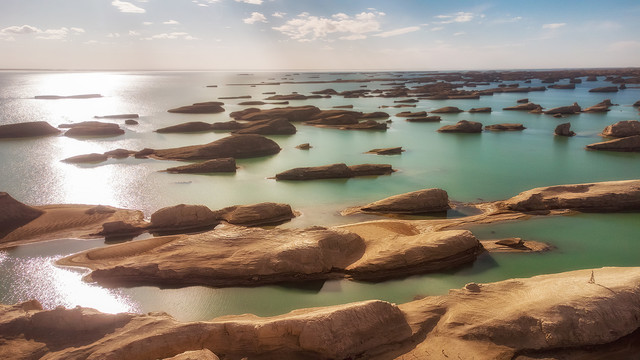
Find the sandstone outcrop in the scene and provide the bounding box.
[233,118,297,135]
[516,98,529,103]
[484,123,525,131]
[395,111,427,118]
[163,349,219,360]
[431,106,463,113]
[210,121,244,131]
[468,107,492,113]
[589,86,619,93]
[149,134,281,160]
[0,193,43,239]
[275,163,394,180]
[4,267,640,359]
[295,143,311,150]
[0,121,61,139]
[548,83,575,89]
[60,121,125,137]
[544,102,581,115]
[348,188,450,215]
[35,94,102,99]
[149,204,219,234]
[601,120,640,138]
[503,102,542,111]
[361,111,389,119]
[167,102,225,114]
[586,135,640,152]
[583,99,615,113]
[437,120,483,133]
[365,147,404,155]
[405,116,441,122]
[213,202,296,226]
[59,225,367,287]
[499,180,640,212]
[230,106,320,122]
[554,122,576,137]
[163,158,237,174]
[94,113,139,119]
[156,122,213,133]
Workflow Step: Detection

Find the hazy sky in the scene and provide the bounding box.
[1,0,639,70]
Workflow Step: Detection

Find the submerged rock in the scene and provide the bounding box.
[405,116,441,122]
[365,147,404,155]
[60,121,125,137]
[544,102,581,115]
[589,86,619,93]
[503,102,543,111]
[62,153,109,164]
[468,107,492,113]
[295,143,311,150]
[437,120,483,133]
[233,118,297,135]
[0,121,61,139]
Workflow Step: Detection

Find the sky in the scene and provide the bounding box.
[1,0,639,71]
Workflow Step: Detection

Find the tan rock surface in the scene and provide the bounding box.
[149,204,219,233]
[214,202,296,226]
[0,204,145,248]
[0,192,43,239]
[58,225,366,287]
[586,135,640,152]
[162,349,219,360]
[601,120,640,138]
[348,188,450,215]
[437,120,483,133]
[500,179,640,212]
[0,121,61,138]
[163,158,237,174]
[150,134,281,160]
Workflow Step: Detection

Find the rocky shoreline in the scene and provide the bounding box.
[1,267,639,359]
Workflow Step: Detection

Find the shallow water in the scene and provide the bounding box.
[1,70,639,320]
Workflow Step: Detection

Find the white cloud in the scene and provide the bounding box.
[453,31,466,36]
[244,12,267,24]
[374,26,421,38]
[163,20,180,25]
[436,12,474,24]
[272,12,286,18]
[1,25,41,35]
[0,25,84,41]
[431,27,444,32]
[235,0,263,4]
[542,23,566,30]
[111,0,146,14]
[107,33,121,38]
[272,11,384,42]
[143,22,153,25]
[145,32,196,40]
[340,34,367,40]
[129,30,140,36]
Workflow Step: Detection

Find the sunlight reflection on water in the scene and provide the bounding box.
[0,247,139,314]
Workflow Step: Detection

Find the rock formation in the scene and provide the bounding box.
[0,193,43,239]
[431,106,464,113]
[94,113,139,119]
[484,123,525,131]
[468,107,492,113]
[295,143,311,150]
[365,147,404,155]
[503,102,543,112]
[149,134,281,161]
[583,99,615,113]
[548,83,575,89]
[499,180,640,212]
[0,121,61,138]
[230,106,320,122]
[213,202,296,226]
[6,267,638,359]
[554,122,576,137]
[601,120,640,138]
[405,116,442,122]
[395,111,427,118]
[62,153,109,164]
[437,120,483,133]
[60,121,125,137]
[163,158,237,174]
[167,102,225,114]
[156,122,213,133]
[544,102,581,115]
[348,188,450,215]
[586,135,640,152]
[233,118,297,135]
[148,204,219,234]
[275,163,394,180]
[589,86,619,93]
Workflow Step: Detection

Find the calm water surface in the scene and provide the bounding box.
[1,70,639,320]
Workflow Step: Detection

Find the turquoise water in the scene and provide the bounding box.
[1,71,639,320]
